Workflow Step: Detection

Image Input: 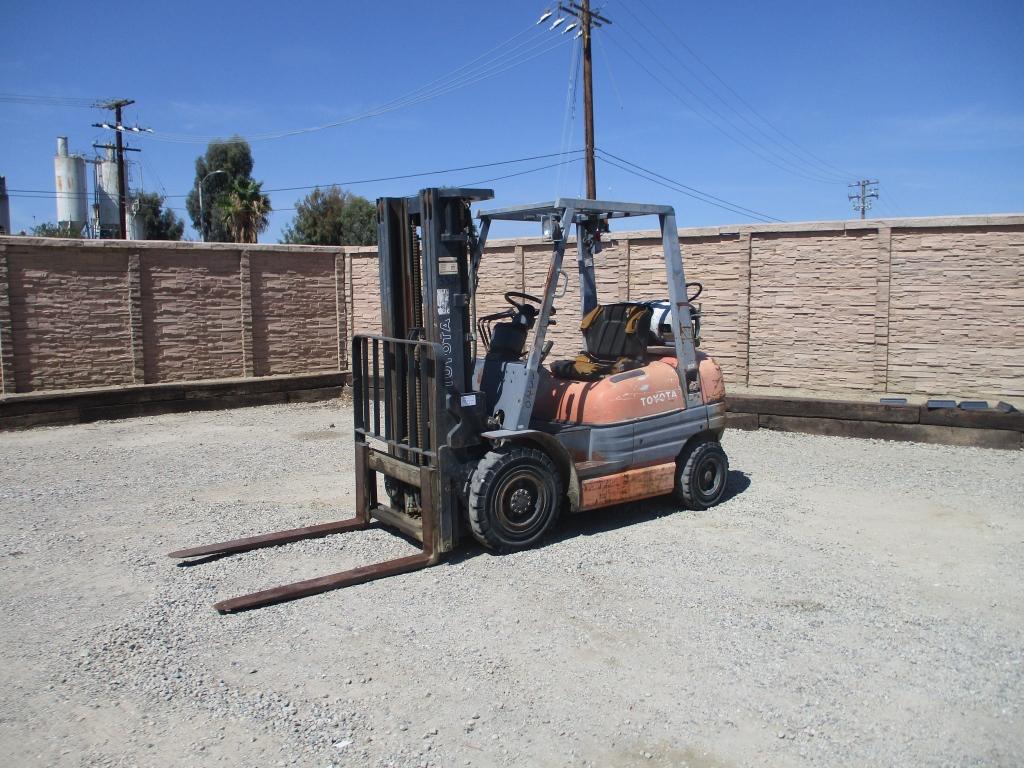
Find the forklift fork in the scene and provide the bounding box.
[169,335,450,613]
[168,511,437,614]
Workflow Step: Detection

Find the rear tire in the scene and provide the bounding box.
[675,439,729,510]
[468,446,562,551]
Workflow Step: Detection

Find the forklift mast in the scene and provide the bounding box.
[374,188,493,449]
[346,187,496,566]
[377,188,492,396]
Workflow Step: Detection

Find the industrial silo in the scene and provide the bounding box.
[54,137,88,233]
[94,146,121,238]
[0,176,10,235]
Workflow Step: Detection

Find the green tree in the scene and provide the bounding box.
[281,186,377,246]
[185,137,257,242]
[134,192,184,241]
[30,221,84,237]
[217,179,272,244]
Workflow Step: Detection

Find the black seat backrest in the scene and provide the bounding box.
[581,303,653,362]
[485,321,528,361]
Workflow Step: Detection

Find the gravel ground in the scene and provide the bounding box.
[0,400,1022,768]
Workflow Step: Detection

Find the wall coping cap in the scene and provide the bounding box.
[3,212,1021,255]
[480,212,1024,248]
[0,236,345,254]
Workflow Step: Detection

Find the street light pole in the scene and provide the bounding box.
[198,170,227,242]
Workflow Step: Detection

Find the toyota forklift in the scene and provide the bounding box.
[170,188,729,612]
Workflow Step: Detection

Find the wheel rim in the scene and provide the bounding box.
[694,453,725,502]
[493,467,551,539]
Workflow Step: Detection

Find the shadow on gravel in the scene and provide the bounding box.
[447,469,752,565]
[173,472,752,571]
[547,468,752,544]
[174,552,233,567]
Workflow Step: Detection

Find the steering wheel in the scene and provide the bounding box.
[686,282,703,302]
[504,291,552,316]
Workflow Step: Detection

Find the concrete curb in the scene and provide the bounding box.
[0,372,347,430]
[3,377,1020,450]
[726,394,1023,450]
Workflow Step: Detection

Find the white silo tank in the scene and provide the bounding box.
[94,147,120,237]
[54,137,88,230]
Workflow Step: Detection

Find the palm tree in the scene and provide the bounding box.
[218,179,272,243]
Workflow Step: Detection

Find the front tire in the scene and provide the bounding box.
[675,439,729,510]
[468,446,562,551]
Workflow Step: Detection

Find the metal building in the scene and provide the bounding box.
[54,137,88,232]
[0,176,10,235]
[94,147,120,238]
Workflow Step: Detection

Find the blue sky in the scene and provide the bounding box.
[2,0,1022,241]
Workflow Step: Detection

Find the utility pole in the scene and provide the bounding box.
[848,179,879,220]
[94,99,136,239]
[92,143,141,237]
[557,1,611,199]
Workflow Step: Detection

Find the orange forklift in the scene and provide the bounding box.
[171,189,728,612]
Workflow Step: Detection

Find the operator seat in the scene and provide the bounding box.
[485,321,529,361]
[550,302,653,381]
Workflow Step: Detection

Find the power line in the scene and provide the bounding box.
[0,93,119,108]
[598,155,775,223]
[628,0,857,182]
[143,26,571,144]
[6,150,586,201]
[243,150,586,198]
[115,160,587,217]
[596,148,782,223]
[604,22,846,185]
[555,36,584,194]
[458,156,584,187]
[593,33,624,112]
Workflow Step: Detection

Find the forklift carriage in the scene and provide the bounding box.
[171,188,729,612]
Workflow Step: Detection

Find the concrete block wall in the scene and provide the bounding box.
[140,250,244,383]
[888,226,1024,397]
[0,239,347,394]
[749,229,880,390]
[0,213,1021,399]
[6,248,135,392]
[249,251,340,377]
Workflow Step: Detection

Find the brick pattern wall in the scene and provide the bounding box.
[887,226,1024,397]
[0,216,1021,399]
[140,251,244,383]
[628,234,752,381]
[749,230,880,390]
[6,246,134,391]
[250,252,338,376]
[348,254,383,337]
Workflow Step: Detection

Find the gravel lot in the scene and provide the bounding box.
[1,399,1022,768]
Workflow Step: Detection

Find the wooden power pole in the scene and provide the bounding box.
[558,1,611,199]
[95,99,136,239]
[848,179,879,220]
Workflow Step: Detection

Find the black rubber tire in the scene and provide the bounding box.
[468,446,562,551]
[675,439,729,510]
